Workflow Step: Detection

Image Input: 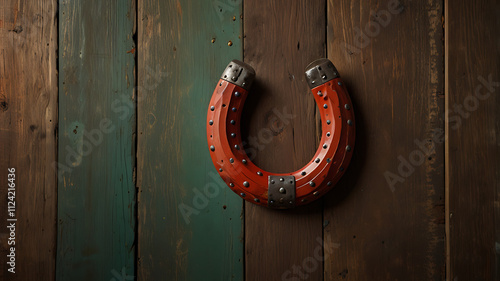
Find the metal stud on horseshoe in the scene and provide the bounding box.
[207,59,355,209]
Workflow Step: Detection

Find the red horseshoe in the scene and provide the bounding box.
[207,59,355,209]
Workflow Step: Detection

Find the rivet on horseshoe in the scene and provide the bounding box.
[207,59,355,209]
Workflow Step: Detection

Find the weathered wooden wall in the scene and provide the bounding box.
[0,0,498,280]
[446,0,500,279]
[57,0,136,280]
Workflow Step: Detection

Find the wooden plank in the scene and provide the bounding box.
[0,1,57,279]
[325,0,445,280]
[56,1,136,280]
[137,0,243,280]
[446,0,500,279]
[243,0,325,280]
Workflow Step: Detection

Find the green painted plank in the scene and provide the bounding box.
[57,1,136,280]
[137,0,243,280]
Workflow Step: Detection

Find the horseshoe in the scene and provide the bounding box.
[207,58,355,209]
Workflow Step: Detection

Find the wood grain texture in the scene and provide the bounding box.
[137,0,243,280]
[0,0,57,279]
[446,0,500,280]
[57,1,136,280]
[325,0,445,280]
[243,0,325,280]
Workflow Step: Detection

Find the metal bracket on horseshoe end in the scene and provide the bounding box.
[221,60,256,90]
[268,175,296,208]
[305,58,340,89]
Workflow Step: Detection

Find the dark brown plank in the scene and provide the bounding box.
[325,0,445,280]
[0,0,57,279]
[446,0,500,279]
[243,0,325,280]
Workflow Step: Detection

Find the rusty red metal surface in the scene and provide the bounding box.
[207,59,355,208]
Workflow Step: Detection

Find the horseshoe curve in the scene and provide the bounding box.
[207,58,355,209]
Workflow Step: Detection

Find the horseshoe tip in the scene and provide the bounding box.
[221,60,256,90]
[305,58,340,89]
